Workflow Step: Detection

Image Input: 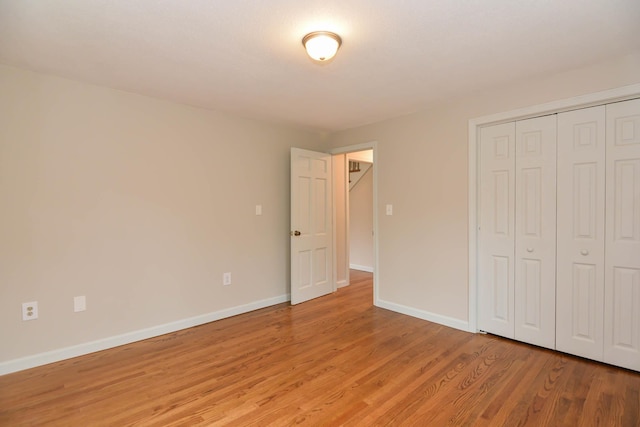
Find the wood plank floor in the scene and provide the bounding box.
[1,270,639,426]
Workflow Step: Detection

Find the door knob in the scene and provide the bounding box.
[580,250,589,256]
[526,247,534,253]
[290,230,301,236]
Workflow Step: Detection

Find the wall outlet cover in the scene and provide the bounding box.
[22,301,38,321]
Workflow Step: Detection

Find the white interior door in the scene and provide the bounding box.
[556,106,606,361]
[604,98,640,371]
[514,115,557,349]
[291,148,334,305]
[478,122,516,338]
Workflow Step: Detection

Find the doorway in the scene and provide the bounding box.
[330,142,378,301]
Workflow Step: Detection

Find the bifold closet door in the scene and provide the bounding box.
[478,122,516,338]
[556,106,606,361]
[514,116,557,349]
[604,98,640,371]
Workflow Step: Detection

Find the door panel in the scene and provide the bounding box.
[514,115,556,349]
[291,148,334,304]
[478,123,516,338]
[556,106,606,361]
[605,98,640,370]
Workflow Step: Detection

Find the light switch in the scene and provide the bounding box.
[386,204,393,215]
[255,204,262,215]
[74,296,86,312]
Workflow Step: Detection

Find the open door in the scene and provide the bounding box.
[290,148,334,304]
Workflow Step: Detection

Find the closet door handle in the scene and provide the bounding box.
[526,247,534,253]
[580,250,589,256]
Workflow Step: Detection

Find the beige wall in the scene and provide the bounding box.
[2,50,640,369]
[0,65,324,364]
[326,51,640,325]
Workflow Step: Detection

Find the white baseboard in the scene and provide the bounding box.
[375,298,471,332]
[336,279,349,289]
[0,294,290,376]
[349,264,374,273]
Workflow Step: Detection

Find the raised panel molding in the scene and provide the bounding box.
[572,263,597,341]
[299,250,312,288]
[574,122,598,150]
[522,131,542,156]
[521,167,542,237]
[521,259,541,328]
[615,115,640,146]
[493,171,511,235]
[492,256,510,321]
[614,160,640,242]
[494,136,510,159]
[573,163,598,239]
[611,268,640,350]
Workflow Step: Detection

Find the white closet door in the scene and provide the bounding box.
[478,122,516,338]
[556,106,606,361]
[605,98,640,371]
[514,115,557,349]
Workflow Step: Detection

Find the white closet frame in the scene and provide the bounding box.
[468,83,640,334]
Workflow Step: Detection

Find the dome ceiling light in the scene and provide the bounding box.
[302,31,342,62]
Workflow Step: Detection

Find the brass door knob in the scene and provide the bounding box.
[290,230,301,236]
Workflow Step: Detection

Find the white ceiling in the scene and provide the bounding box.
[1,1,639,132]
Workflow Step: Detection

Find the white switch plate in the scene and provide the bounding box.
[74,296,86,312]
[255,205,262,216]
[22,301,38,321]
[386,204,393,215]
[223,272,232,286]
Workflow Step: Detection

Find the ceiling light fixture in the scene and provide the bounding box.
[302,31,342,62]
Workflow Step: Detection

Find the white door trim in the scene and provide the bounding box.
[330,141,379,304]
[468,83,640,333]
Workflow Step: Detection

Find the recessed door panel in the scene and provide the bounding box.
[521,258,541,328]
[514,115,556,349]
[605,98,640,371]
[492,255,511,322]
[298,250,312,289]
[614,160,640,242]
[493,171,511,236]
[314,248,328,284]
[571,263,597,342]
[315,177,328,235]
[611,268,640,349]
[557,106,606,361]
[298,176,311,234]
[521,167,542,237]
[573,163,598,239]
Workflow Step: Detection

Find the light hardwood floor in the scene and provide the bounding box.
[1,270,639,426]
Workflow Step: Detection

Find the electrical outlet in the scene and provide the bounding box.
[223,272,232,286]
[74,296,86,312]
[22,301,38,321]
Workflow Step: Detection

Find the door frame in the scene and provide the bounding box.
[468,83,640,333]
[330,141,379,304]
